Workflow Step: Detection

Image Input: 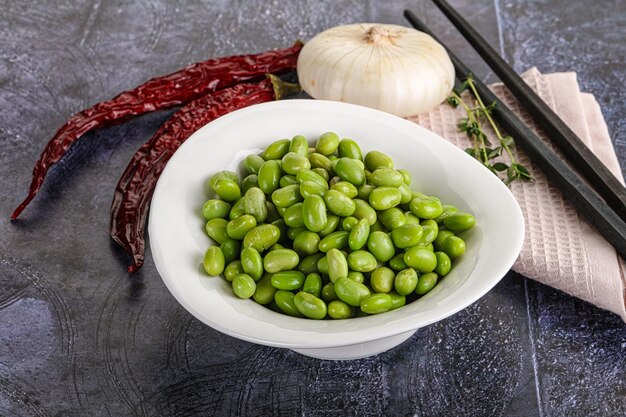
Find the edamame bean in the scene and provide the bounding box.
[421,219,438,233]
[294,291,327,319]
[317,256,329,275]
[289,135,309,156]
[410,196,443,219]
[433,230,455,250]
[209,170,239,189]
[202,199,231,220]
[347,271,365,284]
[369,168,404,187]
[370,221,386,233]
[253,274,277,305]
[244,154,265,175]
[348,218,370,251]
[334,158,365,186]
[341,216,359,231]
[323,190,356,217]
[319,214,340,237]
[405,212,420,225]
[241,174,259,194]
[404,247,437,273]
[389,253,408,271]
[398,184,413,204]
[390,223,423,249]
[316,131,340,155]
[394,268,418,295]
[353,199,377,225]
[369,187,402,211]
[415,272,438,295]
[258,160,281,194]
[442,212,477,232]
[302,273,323,298]
[263,249,299,273]
[283,203,304,228]
[274,290,304,317]
[296,168,328,188]
[212,178,241,202]
[229,197,245,220]
[331,181,358,198]
[379,208,406,230]
[436,204,458,224]
[388,291,406,310]
[321,282,338,302]
[398,169,411,185]
[441,236,466,259]
[219,239,241,264]
[203,246,225,276]
[240,247,263,280]
[357,184,375,200]
[205,218,229,244]
[298,253,324,274]
[367,231,395,262]
[287,226,305,240]
[293,230,321,256]
[360,293,393,314]
[261,138,290,160]
[309,153,334,174]
[334,277,371,307]
[279,175,298,188]
[327,248,349,283]
[312,167,330,183]
[224,260,244,281]
[300,181,327,198]
[347,250,378,272]
[271,184,302,208]
[434,251,452,276]
[370,266,395,293]
[226,214,257,240]
[318,230,349,252]
[232,274,256,299]
[302,195,327,232]
[364,150,394,171]
[243,187,267,223]
[328,300,354,319]
[282,152,311,175]
[271,270,305,290]
[417,225,437,246]
[338,138,363,160]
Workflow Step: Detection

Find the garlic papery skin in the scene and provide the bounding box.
[297,23,455,117]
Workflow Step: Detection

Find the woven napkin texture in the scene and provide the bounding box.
[408,68,626,321]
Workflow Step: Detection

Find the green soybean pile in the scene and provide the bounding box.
[201,132,476,320]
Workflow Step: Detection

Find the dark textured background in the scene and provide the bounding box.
[1,0,625,416]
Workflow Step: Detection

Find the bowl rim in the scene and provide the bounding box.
[148,99,525,349]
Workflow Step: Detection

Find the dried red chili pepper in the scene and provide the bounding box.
[110,75,300,272]
[12,42,302,219]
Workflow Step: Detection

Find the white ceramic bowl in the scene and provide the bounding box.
[148,99,524,360]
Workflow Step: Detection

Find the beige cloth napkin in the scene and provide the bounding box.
[409,68,626,321]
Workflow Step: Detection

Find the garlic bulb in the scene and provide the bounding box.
[297,23,455,117]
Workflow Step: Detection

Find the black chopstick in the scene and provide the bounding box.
[403,10,626,260]
[427,0,626,223]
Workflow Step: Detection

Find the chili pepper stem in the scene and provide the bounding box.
[266,74,301,100]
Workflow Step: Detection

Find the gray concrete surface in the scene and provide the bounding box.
[1,0,625,415]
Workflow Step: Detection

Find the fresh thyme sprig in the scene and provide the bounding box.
[447,75,533,185]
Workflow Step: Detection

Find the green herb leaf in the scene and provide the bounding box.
[492,162,509,172]
[446,95,460,108]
